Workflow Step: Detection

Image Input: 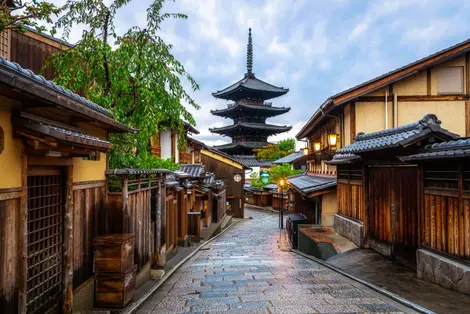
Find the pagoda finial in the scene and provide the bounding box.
[246,28,253,75]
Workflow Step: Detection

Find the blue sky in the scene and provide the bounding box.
[50,0,470,147]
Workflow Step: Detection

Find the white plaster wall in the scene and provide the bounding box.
[247,166,260,180]
[160,130,172,159]
[174,133,179,163]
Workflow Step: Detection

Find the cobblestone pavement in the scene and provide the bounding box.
[138,208,418,314]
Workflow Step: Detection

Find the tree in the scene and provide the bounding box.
[0,0,60,33]
[253,144,290,160]
[278,138,296,152]
[269,163,301,184]
[48,0,199,164]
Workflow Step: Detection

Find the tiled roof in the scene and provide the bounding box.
[179,164,205,178]
[326,153,362,165]
[184,122,199,135]
[287,174,336,195]
[214,142,268,150]
[211,103,290,117]
[401,138,470,161]
[210,122,291,135]
[0,56,112,117]
[204,147,250,169]
[273,151,304,164]
[187,136,206,148]
[337,114,458,154]
[212,73,288,100]
[232,155,273,168]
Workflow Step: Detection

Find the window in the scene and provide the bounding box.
[437,66,464,94]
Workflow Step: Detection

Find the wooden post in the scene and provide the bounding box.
[155,175,161,263]
[18,149,27,314]
[122,175,129,233]
[63,165,74,313]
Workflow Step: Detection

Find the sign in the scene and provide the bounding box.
[234,173,242,182]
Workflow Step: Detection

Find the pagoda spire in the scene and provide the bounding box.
[246,28,253,75]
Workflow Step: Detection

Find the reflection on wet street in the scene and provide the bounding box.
[138,208,416,313]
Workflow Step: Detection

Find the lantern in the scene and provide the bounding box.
[260,170,270,184]
[234,173,242,182]
[279,179,285,187]
[328,133,338,147]
[313,142,321,152]
[302,147,309,155]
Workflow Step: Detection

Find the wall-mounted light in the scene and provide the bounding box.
[328,133,338,147]
[313,142,321,152]
[302,147,309,155]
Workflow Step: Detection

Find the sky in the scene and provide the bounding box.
[47,0,470,148]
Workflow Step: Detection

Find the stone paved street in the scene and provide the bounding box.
[138,208,418,314]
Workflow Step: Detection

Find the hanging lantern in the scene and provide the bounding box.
[313,142,321,152]
[279,178,285,187]
[260,170,270,184]
[302,147,309,155]
[328,133,338,147]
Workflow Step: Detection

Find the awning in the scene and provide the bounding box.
[287,173,336,198]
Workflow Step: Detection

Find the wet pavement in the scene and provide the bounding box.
[136,208,418,314]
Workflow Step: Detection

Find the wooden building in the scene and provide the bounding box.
[0,55,135,314]
[400,138,470,294]
[210,29,291,155]
[150,122,201,164]
[201,148,248,218]
[273,150,309,170]
[328,114,457,269]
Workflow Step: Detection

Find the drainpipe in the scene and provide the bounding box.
[393,93,398,127]
[385,90,388,129]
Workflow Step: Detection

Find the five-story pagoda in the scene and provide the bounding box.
[210,29,292,155]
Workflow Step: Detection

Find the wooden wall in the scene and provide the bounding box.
[201,154,245,218]
[290,191,320,224]
[423,161,470,260]
[337,165,365,222]
[166,190,178,252]
[10,31,64,80]
[128,189,152,268]
[72,181,106,290]
[0,193,21,314]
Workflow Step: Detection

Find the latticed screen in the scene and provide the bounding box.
[0,30,10,59]
[27,171,63,314]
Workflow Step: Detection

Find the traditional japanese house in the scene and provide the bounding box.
[210,29,291,155]
[400,138,470,294]
[328,114,457,269]
[150,122,201,163]
[201,148,249,218]
[273,150,309,170]
[0,55,136,314]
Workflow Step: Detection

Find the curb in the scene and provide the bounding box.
[121,221,239,314]
[292,249,435,314]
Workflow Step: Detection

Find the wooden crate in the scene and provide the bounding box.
[94,264,137,308]
[93,234,135,273]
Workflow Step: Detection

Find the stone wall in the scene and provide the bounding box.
[334,214,364,247]
[417,249,470,295]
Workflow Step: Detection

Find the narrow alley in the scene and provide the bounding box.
[136,208,417,314]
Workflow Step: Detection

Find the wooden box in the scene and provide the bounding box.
[93,234,135,273]
[94,264,137,308]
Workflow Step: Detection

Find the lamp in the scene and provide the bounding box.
[302,147,309,156]
[260,170,270,184]
[328,133,338,147]
[313,142,321,152]
[279,179,285,187]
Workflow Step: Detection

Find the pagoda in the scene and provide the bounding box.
[210,29,292,155]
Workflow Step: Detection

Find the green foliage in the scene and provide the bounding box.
[109,150,178,170]
[47,0,199,167]
[269,163,301,184]
[253,144,290,160]
[249,172,266,188]
[0,0,60,33]
[278,138,296,152]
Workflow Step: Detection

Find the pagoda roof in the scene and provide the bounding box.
[209,122,291,136]
[212,29,288,101]
[211,103,290,118]
[212,73,288,101]
[213,141,269,155]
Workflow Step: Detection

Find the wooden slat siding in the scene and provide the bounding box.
[72,184,106,289]
[333,40,470,106]
[0,197,21,314]
[369,167,393,243]
[10,31,62,80]
[350,102,356,143]
[466,100,470,137]
[466,52,470,94]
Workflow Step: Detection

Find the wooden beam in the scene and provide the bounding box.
[427,68,432,96]
[466,52,470,94]
[350,102,356,144]
[18,148,27,314]
[357,95,470,102]
[63,166,73,313]
[466,100,470,137]
[27,155,72,166]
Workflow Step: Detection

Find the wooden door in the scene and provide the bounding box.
[27,168,63,314]
[368,165,418,268]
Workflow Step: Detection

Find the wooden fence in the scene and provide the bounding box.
[105,169,169,269]
[337,166,365,222]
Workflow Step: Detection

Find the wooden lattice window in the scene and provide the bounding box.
[0,30,10,59]
[424,162,459,190]
[27,169,63,314]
